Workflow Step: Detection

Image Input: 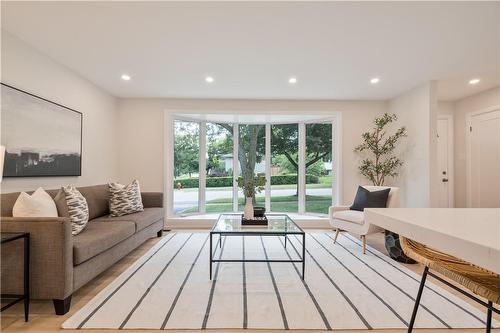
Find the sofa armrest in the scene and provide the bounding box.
[329,206,350,219]
[141,192,163,208]
[1,217,73,300]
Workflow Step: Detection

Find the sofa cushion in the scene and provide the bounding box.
[73,221,135,265]
[92,207,163,232]
[124,208,163,232]
[1,185,111,219]
[1,192,21,217]
[53,190,70,217]
[77,184,110,220]
[332,210,365,225]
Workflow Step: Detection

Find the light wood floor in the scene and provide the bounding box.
[1,230,498,332]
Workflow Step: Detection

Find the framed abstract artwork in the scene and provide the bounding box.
[1,83,82,177]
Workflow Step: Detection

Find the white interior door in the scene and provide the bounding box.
[468,109,500,208]
[437,117,453,207]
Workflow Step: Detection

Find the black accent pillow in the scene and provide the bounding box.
[350,186,391,211]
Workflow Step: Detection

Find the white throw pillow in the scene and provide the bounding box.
[13,187,58,217]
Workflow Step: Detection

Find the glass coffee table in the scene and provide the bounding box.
[210,214,306,280]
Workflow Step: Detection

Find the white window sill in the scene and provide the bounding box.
[165,213,331,229]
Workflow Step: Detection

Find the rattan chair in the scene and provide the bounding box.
[400,237,500,333]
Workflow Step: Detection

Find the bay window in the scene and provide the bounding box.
[170,116,338,218]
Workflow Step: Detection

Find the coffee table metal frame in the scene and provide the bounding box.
[209,214,306,280]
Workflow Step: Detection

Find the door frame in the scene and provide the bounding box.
[465,106,500,207]
[437,115,454,208]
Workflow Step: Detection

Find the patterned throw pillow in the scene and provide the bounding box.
[62,186,89,235]
[108,179,144,217]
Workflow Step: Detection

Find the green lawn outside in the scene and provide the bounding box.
[319,176,332,186]
[181,195,332,215]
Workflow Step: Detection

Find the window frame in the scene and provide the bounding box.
[167,114,340,218]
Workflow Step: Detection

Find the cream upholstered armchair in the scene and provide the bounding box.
[329,186,400,254]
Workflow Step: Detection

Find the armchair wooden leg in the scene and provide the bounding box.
[333,229,340,243]
[361,235,366,254]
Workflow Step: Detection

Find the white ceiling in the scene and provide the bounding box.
[1,1,499,101]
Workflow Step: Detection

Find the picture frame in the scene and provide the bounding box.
[1,83,83,177]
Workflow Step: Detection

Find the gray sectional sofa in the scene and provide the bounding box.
[0,184,164,315]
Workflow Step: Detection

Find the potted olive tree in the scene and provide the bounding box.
[355,113,414,263]
[355,113,406,186]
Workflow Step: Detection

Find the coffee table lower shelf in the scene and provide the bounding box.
[209,232,306,280]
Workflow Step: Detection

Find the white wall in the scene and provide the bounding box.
[389,82,438,207]
[438,101,455,116]
[116,98,387,214]
[439,87,500,207]
[1,31,119,192]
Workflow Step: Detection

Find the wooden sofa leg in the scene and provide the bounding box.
[53,295,72,315]
[157,230,163,237]
[361,235,366,254]
[333,229,340,243]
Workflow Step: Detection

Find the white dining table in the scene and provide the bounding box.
[365,208,500,274]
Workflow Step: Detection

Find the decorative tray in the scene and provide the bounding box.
[241,214,268,226]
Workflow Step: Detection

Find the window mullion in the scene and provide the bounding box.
[331,119,336,207]
[332,117,341,206]
[199,122,207,213]
[166,114,174,217]
[265,124,271,212]
[298,123,306,214]
[232,124,239,212]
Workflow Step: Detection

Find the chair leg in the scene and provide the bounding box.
[486,301,492,333]
[333,229,340,243]
[53,295,72,315]
[361,235,366,254]
[408,266,429,333]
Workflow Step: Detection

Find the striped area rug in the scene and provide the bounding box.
[63,232,496,330]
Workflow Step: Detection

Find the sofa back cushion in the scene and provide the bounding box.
[1,184,110,219]
[1,192,20,217]
[75,185,110,220]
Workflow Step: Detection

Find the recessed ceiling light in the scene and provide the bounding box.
[288,77,298,84]
[370,77,380,84]
[121,74,131,81]
[469,78,480,85]
[205,76,214,83]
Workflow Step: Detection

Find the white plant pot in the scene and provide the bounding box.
[244,197,254,220]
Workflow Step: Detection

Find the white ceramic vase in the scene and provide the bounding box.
[244,197,254,220]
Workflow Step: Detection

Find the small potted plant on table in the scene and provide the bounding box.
[238,174,266,221]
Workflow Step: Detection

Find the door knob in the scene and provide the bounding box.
[442,178,449,182]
